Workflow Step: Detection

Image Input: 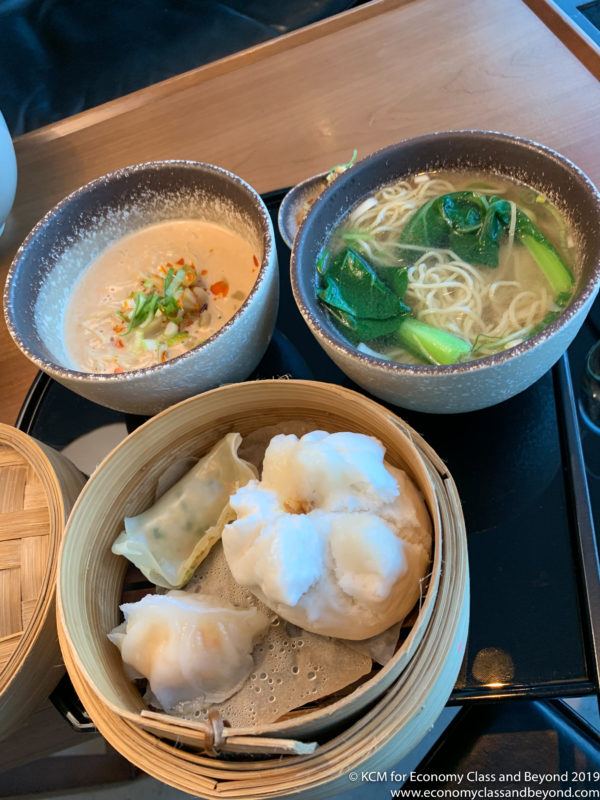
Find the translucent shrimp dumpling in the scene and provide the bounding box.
[108,591,270,710]
[222,430,432,640]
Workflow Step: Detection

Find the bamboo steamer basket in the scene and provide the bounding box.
[0,424,86,741]
[57,380,444,739]
[57,379,469,794]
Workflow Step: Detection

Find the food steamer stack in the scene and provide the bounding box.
[56,380,469,799]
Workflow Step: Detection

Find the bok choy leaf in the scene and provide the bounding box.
[317,247,471,364]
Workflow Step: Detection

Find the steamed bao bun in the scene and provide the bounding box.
[221,430,432,640]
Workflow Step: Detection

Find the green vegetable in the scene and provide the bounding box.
[327,149,358,178]
[397,190,575,298]
[527,309,561,339]
[375,262,409,298]
[158,293,180,320]
[166,331,189,347]
[317,247,471,363]
[121,266,189,337]
[318,249,409,320]
[316,185,575,365]
[398,191,512,267]
[393,317,472,365]
[164,267,186,297]
[122,291,160,335]
[316,249,330,275]
[516,214,575,295]
[317,248,410,343]
[327,305,409,344]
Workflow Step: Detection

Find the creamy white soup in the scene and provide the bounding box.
[64,219,260,373]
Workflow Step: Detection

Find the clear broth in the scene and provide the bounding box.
[324,171,577,364]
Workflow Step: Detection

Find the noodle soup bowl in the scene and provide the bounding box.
[291,131,600,413]
[4,161,279,416]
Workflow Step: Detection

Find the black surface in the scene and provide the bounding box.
[19,189,600,710]
[579,1,600,31]
[407,699,600,788]
[568,297,600,542]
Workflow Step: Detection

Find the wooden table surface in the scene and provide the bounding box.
[1,0,600,425]
[1,0,600,774]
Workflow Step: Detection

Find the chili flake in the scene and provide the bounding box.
[210,280,229,297]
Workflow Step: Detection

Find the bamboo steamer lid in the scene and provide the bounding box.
[57,379,469,791]
[0,424,86,741]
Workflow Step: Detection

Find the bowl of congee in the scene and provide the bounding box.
[4,161,279,415]
[291,130,600,414]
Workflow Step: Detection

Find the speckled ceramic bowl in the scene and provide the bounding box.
[291,131,600,414]
[4,161,279,416]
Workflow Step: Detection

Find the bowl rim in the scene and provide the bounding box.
[3,159,275,383]
[291,129,600,376]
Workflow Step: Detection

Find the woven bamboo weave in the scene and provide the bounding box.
[0,424,86,741]
[0,444,50,674]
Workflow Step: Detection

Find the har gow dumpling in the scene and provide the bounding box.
[108,591,270,710]
[112,433,257,589]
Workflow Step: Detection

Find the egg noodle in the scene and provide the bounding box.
[338,176,560,360]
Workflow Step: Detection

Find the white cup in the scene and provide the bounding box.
[0,111,17,237]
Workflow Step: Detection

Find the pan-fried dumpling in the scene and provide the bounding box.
[108,591,270,710]
[112,433,257,589]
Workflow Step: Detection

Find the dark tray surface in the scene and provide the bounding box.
[19,188,600,706]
